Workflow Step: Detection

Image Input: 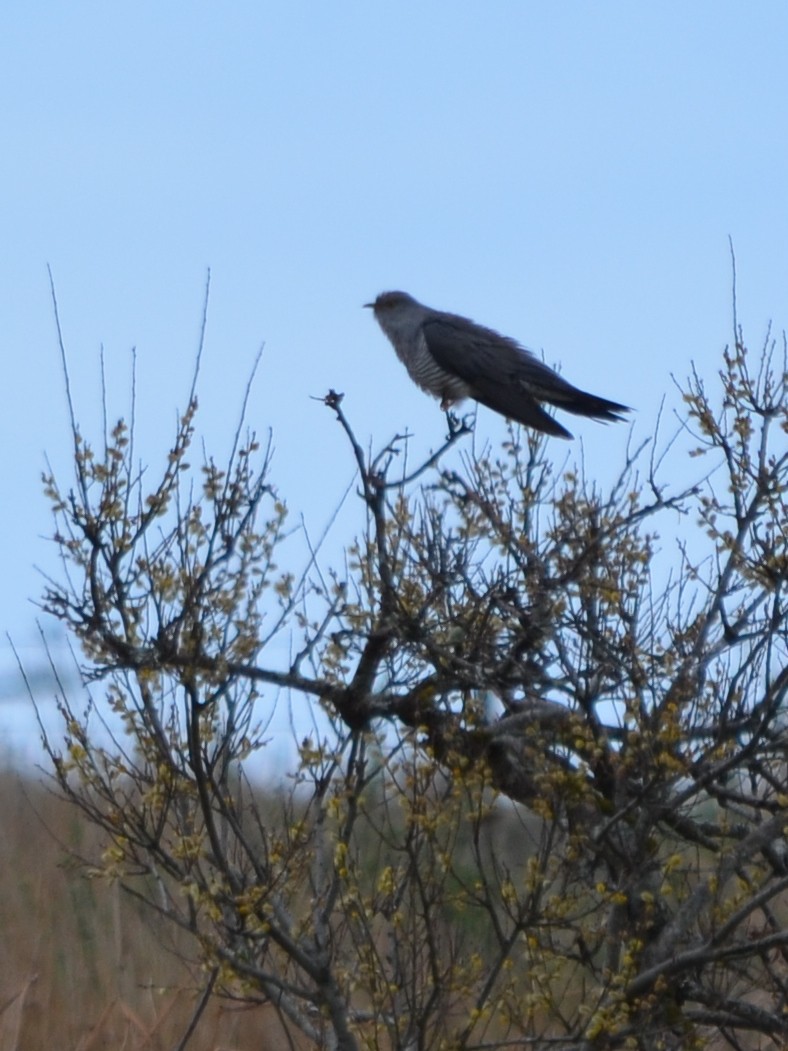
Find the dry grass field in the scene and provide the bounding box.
[3,763,783,1050]
[0,769,302,1051]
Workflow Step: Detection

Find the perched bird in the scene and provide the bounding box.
[365,290,630,439]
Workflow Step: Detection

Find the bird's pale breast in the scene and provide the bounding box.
[404,332,471,403]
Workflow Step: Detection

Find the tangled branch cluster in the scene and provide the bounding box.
[39,327,788,1050]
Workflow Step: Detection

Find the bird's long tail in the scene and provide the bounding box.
[550,388,630,424]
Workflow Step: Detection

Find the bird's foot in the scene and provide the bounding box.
[445,410,474,440]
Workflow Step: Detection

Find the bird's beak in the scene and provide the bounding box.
[363,302,374,309]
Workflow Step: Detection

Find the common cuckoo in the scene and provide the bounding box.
[365,290,629,439]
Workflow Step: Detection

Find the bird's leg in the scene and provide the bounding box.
[445,409,459,437]
[444,409,474,439]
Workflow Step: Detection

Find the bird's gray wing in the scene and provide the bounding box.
[422,315,577,437]
[424,314,629,432]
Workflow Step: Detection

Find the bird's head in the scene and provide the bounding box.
[364,291,417,318]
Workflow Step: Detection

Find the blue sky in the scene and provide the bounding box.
[3,3,788,760]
